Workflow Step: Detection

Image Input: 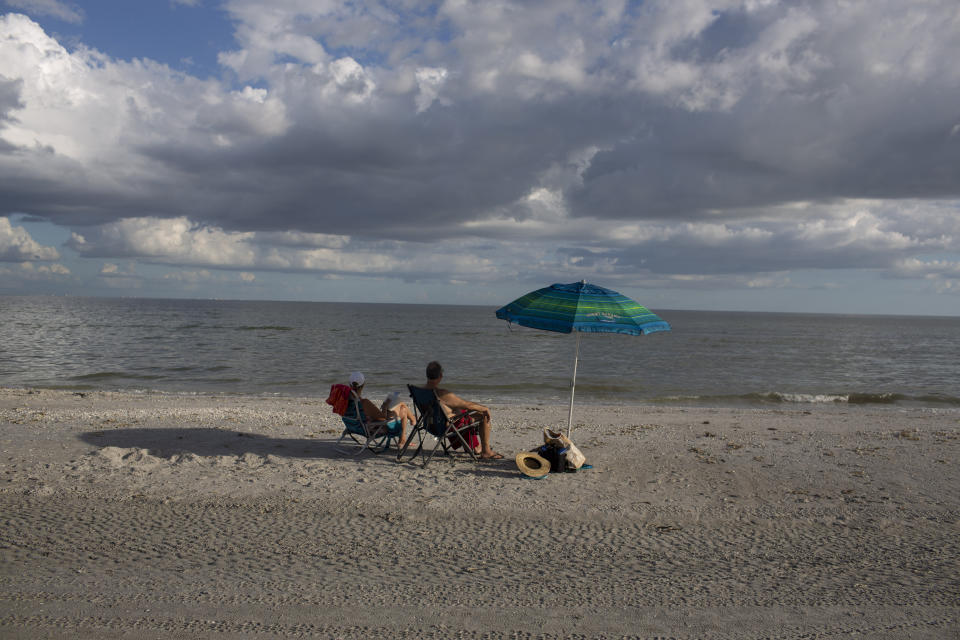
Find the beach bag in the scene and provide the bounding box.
[537,443,568,473]
[543,428,586,470]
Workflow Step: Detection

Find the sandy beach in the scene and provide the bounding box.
[1,387,957,639]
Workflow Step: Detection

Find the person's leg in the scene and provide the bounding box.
[397,402,415,425]
[477,414,501,458]
[395,402,415,447]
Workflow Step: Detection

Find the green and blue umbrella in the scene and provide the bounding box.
[496,281,670,435]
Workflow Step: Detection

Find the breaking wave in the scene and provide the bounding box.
[653,391,960,407]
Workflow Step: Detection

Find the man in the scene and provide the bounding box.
[424,361,502,460]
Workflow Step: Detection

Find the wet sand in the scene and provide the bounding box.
[1,387,958,638]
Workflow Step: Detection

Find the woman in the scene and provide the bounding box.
[348,371,415,449]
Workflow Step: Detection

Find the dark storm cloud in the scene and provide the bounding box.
[101,90,639,239]
[569,58,960,220]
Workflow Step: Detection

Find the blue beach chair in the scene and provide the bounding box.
[336,390,403,455]
[397,385,479,467]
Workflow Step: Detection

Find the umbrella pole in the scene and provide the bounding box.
[567,332,581,437]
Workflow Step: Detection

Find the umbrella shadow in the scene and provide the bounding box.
[79,427,345,461]
[78,427,521,478]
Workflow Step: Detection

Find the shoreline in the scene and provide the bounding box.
[4,384,957,411]
[2,387,958,638]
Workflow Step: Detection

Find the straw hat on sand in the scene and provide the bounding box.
[515,451,550,478]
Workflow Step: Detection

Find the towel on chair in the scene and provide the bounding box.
[326,384,352,416]
[447,409,481,450]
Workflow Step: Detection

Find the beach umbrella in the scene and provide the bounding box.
[495,280,670,436]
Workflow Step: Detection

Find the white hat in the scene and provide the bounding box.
[349,371,365,386]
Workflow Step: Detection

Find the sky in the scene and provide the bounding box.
[1,0,959,315]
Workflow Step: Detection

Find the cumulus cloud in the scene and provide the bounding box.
[0,1,959,297]
[893,258,960,279]
[890,258,960,294]
[65,216,502,280]
[466,198,960,278]
[0,260,71,293]
[0,216,59,261]
[162,269,213,283]
[21,260,68,274]
[99,262,134,276]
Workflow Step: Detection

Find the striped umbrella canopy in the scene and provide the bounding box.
[495,281,670,436]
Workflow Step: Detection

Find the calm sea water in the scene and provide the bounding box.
[1,296,958,408]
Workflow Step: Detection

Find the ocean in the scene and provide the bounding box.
[1,296,958,408]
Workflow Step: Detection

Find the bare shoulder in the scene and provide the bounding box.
[435,388,464,406]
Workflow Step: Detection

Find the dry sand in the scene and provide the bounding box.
[1,387,958,639]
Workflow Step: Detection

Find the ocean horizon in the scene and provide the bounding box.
[2,295,958,408]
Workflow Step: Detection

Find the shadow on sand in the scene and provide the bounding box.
[78,427,518,478]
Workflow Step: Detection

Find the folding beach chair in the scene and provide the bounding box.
[397,385,479,467]
[335,390,403,455]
